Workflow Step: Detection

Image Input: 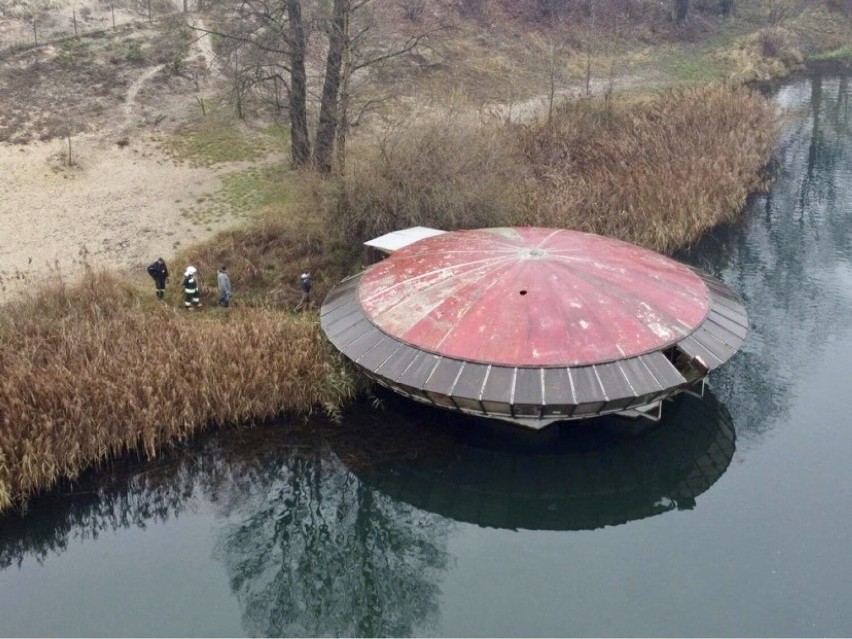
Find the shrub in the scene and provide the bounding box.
[333,117,524,244]
[513,85,779,253]
[124,40,144,64]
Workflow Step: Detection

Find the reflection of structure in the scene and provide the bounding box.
[322,227,747,429]
[348,391,735,531]
[0,421,452,637]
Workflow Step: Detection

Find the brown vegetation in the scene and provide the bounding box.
[515,85,779,253]
[324,84,778,255]
[0,269,356,512]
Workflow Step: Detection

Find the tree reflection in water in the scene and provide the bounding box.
[210,449,450,637]
[0,382,739,635]
[0,420,453,636]
[679,74,852,445]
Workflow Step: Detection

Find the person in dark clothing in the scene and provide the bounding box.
[147,257,169,300]
[293,272,312,312]
[183,265,202,310]
[217,265,232,308]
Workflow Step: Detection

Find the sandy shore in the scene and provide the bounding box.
[0,10,236,304]
[0,135,227,302]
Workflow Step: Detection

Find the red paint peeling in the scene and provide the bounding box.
[359,228,710,367]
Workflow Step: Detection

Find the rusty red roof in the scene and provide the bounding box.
[358,227,710,367]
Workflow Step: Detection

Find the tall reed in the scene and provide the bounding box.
[0,270,355,512]
[514,85,779,252]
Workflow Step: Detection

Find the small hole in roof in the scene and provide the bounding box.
[519,290,528,296]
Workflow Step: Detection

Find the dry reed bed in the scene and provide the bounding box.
[336,85,779,255]
[0,272,355,512]
[515,85,780,253]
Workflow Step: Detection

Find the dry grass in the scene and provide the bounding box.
[173,179,348,309]
[514,85,779,252]
[330,84,778,255]
[0,268,356,512]
[718,26,806,84]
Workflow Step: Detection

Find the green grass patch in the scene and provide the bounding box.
[164,113,289,167]
[809,44,852,61]
[179,162,294,225]
[660,49,726,84]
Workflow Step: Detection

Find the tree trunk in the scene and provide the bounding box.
[672,0,689,24]
[287,0,311,168]
[313,0,348,174]
[333,0,353,174]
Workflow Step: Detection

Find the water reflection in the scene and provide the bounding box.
[348,391,735,531]
[0,457,202,571]
[210,447,450,636]
[0,422,452,637]
[680,74,852,443]
[0,387,737,633]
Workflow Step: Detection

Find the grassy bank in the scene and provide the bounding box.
[0,84,778,513]
[0,270,356,512]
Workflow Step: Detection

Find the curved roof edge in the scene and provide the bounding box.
[320,268,747,425]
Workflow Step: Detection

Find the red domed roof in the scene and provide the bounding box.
[358,227,710,367]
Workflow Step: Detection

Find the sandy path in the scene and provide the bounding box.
[0,11,239,304]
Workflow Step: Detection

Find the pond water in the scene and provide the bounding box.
[1,72,851,637]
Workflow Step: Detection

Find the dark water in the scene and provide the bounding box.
[1,73,851,637]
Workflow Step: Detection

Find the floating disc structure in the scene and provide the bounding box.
[321,227,748,429]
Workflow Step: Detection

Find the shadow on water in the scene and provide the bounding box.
[344,390,735,531]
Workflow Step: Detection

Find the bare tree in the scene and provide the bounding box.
[199,0,440,173]
[313,0,348,173]
[542,32,569,124]
[330,0,441,172]
[198,0,312,165]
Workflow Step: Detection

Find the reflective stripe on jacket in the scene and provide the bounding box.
[183,275,199,294]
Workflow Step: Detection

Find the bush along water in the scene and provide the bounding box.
[327,85,778,256]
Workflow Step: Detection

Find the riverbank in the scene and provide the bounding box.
[0,270,357,512]
[0,83,779,513]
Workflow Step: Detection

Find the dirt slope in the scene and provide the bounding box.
[0,14,236,302]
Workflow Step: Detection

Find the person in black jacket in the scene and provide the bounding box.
[183,265,202,310]
[147,257,169,300]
